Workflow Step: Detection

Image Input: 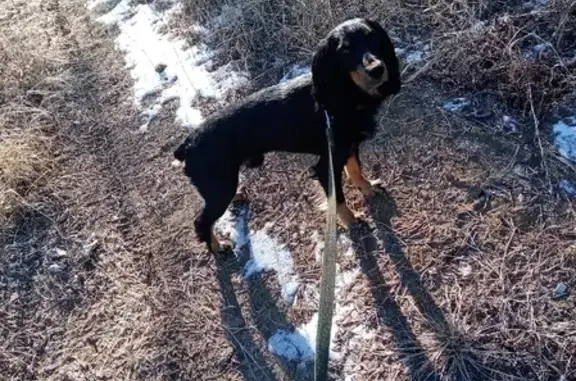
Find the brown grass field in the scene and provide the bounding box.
[1,0,575,380]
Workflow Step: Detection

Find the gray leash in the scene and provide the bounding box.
[314,110,338,381]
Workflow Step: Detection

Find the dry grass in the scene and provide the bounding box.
[0,133,52,226]
[182,0,576,112]
[0,1,70,230]
[1,0,575,381]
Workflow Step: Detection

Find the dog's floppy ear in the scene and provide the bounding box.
[363,18,401,92]
[312,36,340,110]
[363,18,396,59]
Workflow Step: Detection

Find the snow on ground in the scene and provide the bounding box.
[87,0,248,130]
[524,41,552,61]
[524,0,550,12]
[267,232,368,366]
[560,179,576,197]
[501,115,519,133]
[552,116,576,163]
[268,267,361,363]
[442,97,471,113]
[279,65,311,84]
[244,227,300,303]
[215,209,300,304]
[216,206,368,366]
[394,39,430,65]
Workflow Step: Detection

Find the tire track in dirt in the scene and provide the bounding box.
[36,1,297,379]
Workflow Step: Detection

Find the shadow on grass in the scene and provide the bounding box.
[214,201,316,381]
[348,189,494,381]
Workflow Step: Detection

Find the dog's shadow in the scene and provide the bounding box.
[349,189,487,381]
[214,202,315,381]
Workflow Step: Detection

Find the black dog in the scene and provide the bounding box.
[174,18,401,253]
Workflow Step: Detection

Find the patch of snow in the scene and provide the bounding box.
[443,97,471,113]
[269,268,360,363]
[244,226,300,303]
[502,115,519,133]
[339,235,355,258]
[524,42,552,61]
[560,179,576,196]
[214,210,299,304]
[53,248,68,259]
[280,65,311,84]
[268,329,314,361]
[395,40,430,64]
[552,116,576,162]
[88,0,248,129]
[211,4,243,29]
[405,50,425,64]
[138,104,162,132]
[532,43,551,54]
[524,0,549,12]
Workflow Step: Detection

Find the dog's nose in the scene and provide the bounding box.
[363,53,385,79]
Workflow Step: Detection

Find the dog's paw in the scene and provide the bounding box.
[210,241,234,256]
[215,244,234,256]
[360,179,385,197]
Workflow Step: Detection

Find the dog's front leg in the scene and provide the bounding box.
[314,154,357,229]
[344,144,383,197]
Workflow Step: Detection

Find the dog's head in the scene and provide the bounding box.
[312,18,400,111]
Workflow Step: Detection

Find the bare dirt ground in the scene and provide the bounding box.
[1,0,575,381]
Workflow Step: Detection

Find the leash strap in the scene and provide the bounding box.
[314,110,338,381]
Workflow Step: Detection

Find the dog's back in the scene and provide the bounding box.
[174,74,324,167]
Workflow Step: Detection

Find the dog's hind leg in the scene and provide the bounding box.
[193,171,239,254]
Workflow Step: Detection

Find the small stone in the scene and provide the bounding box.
[53,248,68,258]
[47,264,63,274]
[154,63,167,73]
[459,263,472,277]
[553,283,569,299]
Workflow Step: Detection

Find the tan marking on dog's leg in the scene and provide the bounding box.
[345,155,379,197]
[337,203,357,229]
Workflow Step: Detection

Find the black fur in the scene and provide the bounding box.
[174,18,401,252]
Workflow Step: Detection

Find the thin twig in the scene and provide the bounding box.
[528,86,553,195]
